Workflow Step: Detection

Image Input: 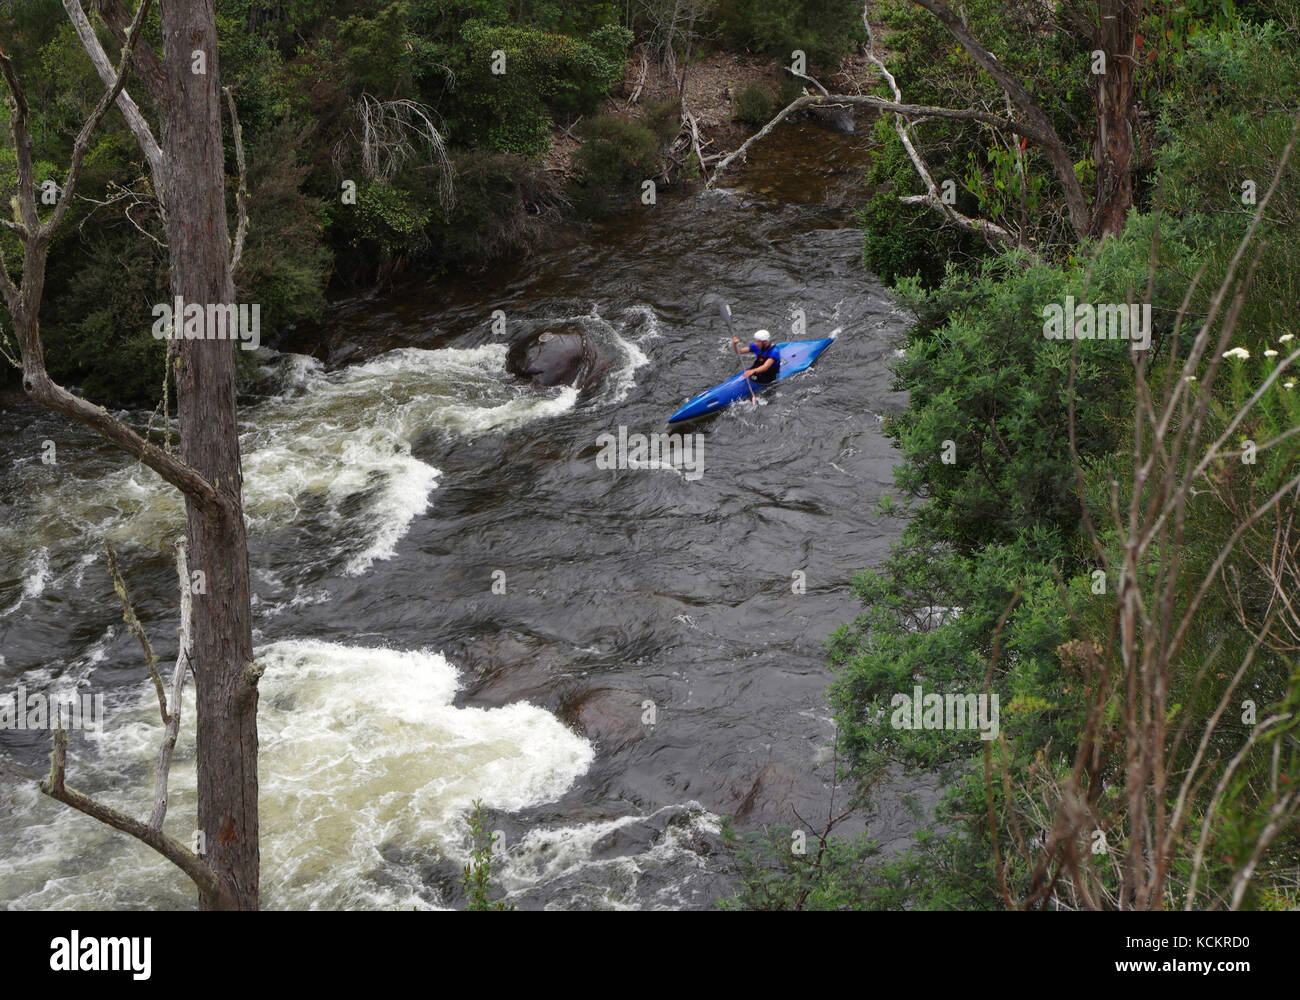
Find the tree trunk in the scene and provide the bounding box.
[1089,0,1143,237]
[158,0,259,910]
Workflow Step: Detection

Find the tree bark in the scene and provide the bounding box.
[1088,1,1143,237]
[6,0,260,909]
[156,0,259,911]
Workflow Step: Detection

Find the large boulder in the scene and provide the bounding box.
[506,325,607,393]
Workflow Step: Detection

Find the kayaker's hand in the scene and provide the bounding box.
[731,337,740,346]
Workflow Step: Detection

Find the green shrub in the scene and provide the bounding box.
[776,73,804,107]
[716,0,863,67]
[733,84,773,126]
[454,19,631,157]
[641,97,683,145]
[568,114,662,216]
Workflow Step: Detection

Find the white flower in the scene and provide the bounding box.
[1265,349,1279,357]
[1183,375,1198,382]
[1222,347,1251,360]
[1281,334,1295,343]
[1284,381,1296,391]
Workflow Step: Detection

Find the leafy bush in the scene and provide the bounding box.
[718,816,882,910]
[568,114,662,216]
[733,84,773,126]
[454,19,631,156]
[716,0,863,67]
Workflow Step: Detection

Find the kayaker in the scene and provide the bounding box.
[732,330,781,385]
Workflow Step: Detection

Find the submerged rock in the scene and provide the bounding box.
[805,102,856,135]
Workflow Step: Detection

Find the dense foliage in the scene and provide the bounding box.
[1,0,861,404]
[726,0,1300,910]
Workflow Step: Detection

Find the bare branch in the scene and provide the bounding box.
[149,537,192,833]
[104,540,167,724]
[62,0,165,208]
[21,373,226,518]
[862,11,1020,249]
[42,727,232,907]
[223,86,249,274]
[352,94,454,211]
[709,91,1061,191]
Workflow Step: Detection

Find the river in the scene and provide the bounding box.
[0,118,939,909]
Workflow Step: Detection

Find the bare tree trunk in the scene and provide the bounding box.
[157,0,259,911]
[1088,1,1143,237]
[4,0,261,910]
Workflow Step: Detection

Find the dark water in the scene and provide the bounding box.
[0,119,938,909]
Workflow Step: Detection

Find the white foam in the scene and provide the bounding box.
[488,803,721,910]
[0,640,594,910]
[1,547,51,618]
[7,343,578,578]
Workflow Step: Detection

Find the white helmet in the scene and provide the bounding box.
[753,329,771,342]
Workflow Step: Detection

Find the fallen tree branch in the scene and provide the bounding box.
[682,103,709,184]
[709,94,1049,186]
[785,66,831,97]
[629,47,648,105]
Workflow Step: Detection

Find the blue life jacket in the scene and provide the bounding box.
[749,342,781,381]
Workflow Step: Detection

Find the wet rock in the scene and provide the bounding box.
[731,761,798,824]
[805,103,856,135]
[590,819,662,860]
[455,633,565,708]
[506,325,607,392]
[562,688,647,751]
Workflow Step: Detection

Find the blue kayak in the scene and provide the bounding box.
[667,337,835,424]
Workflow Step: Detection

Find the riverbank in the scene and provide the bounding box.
[542,47,884,182]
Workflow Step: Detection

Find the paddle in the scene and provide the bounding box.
[717,300,757,405]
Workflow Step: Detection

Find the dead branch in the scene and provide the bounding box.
[104,541,166,723]
[149,537,192,833]
[681,103,708,184]
[43,728,231,906]
[62,0,166,210]
[861,11,1019,249]
[709,91,1065,190]
[223,86,249,275]
[348,94,454,211]
[41,538,222,904]
[629,47,649,105]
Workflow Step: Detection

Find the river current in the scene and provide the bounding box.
[0,120,940,909]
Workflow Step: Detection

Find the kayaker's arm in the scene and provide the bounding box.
[731,336,755,354]
[744,356,775,378]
